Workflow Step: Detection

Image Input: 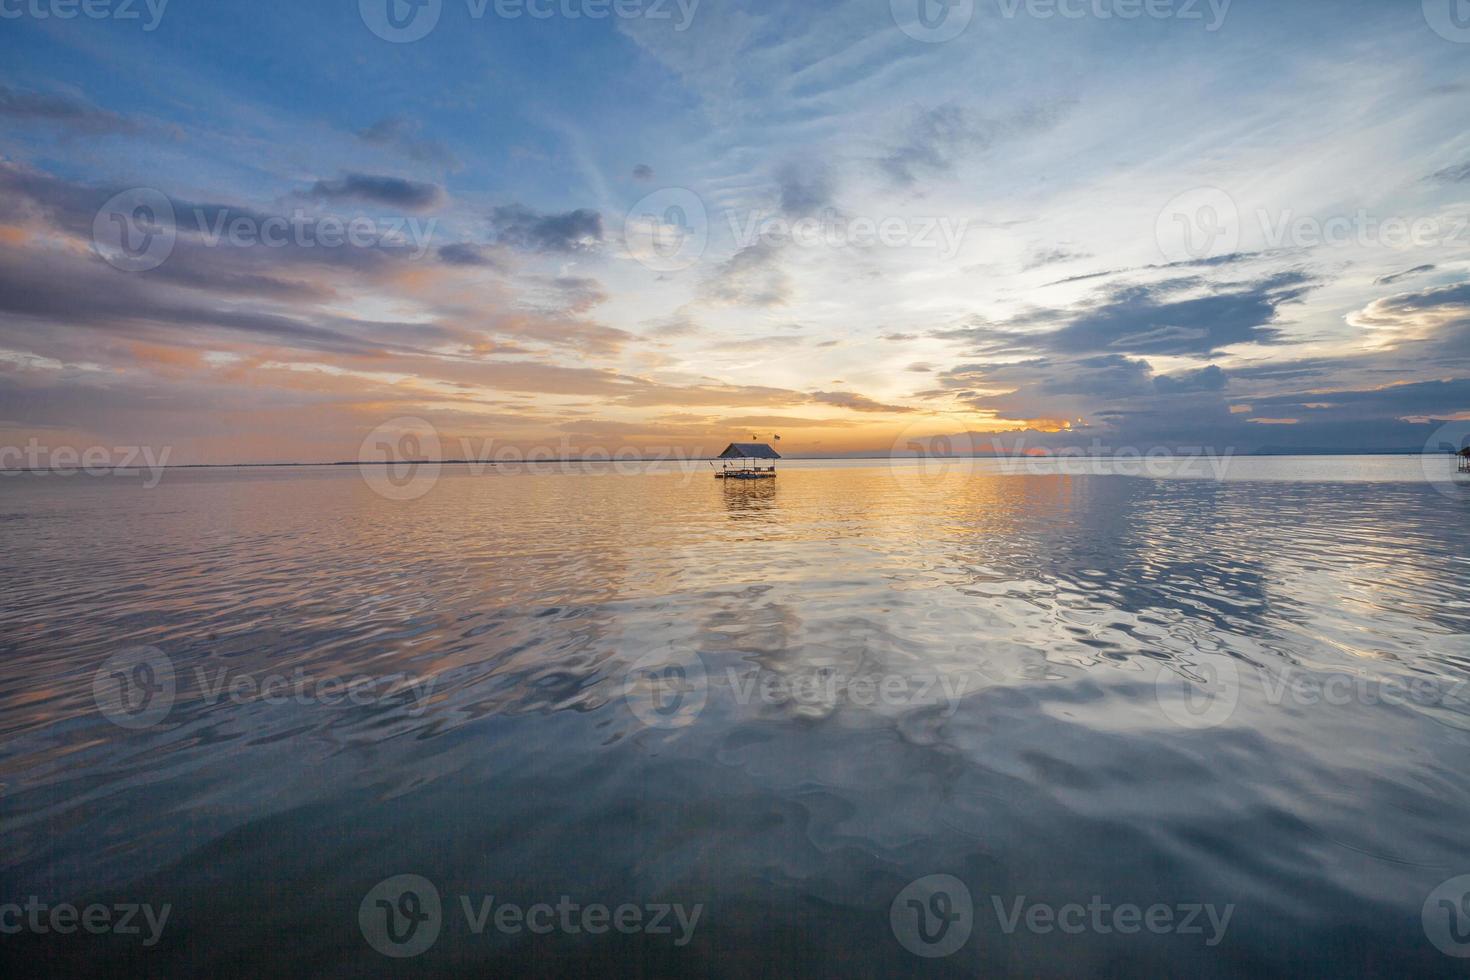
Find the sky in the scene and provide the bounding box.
[0,0,1468,464]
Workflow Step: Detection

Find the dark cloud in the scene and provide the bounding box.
[1024,247,1090,271]
[550,276,608,314]
[632,164,655,181]
[698,243,790,307]
[808,390,915,413]
[1043,251,1273,287]
[935,272,1316,359]
[0,84,141,135]
[490,204,603,253]
[1375,264,1435,286]
[775,161,833,216]
[1046,272,1315,357]
[357,117,460,171]
[437,243,506,268]
[0,246,427,356]
[1247,378,1470,421]
[1155,365,1227,393]
[879,102,1066,186]
[644,312,701,338]
[307,173,446,211]
[1429,161,1470,183]
[707,335,805,352]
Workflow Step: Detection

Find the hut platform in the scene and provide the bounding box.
[715,468,776,479]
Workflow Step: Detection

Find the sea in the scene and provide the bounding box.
[2,455,1468,976]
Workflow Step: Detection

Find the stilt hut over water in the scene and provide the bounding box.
[1459,447,1470,473]
[715,443,780,479]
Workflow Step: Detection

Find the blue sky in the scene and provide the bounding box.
[1,0,1468,461]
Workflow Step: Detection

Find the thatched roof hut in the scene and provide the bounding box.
[718,443,782,460]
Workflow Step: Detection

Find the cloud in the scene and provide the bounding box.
[1429,161,1470,183]
[357,117,460,171]
[0,84,142,135]
[698,243,791,307]
[1038,272,1315,357]
[706,334,805,352]
[775,161,833,216]
[1155,365,1227,393]
[1247,378,1470,421]
[437,243,507,268]
[1024,247,1091,271]
[1374,264,1435,286]
[808,390,915,413]
[1347,282,1470,356]
[549,276,608,314]
[1042,251,1269,287]
[644,312,702,338]
[306,173,446,211]
[490,204,603,253]
[632,164,654,181]
[879,102,1067,186]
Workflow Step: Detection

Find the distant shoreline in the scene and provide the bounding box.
[0,450,1461,474]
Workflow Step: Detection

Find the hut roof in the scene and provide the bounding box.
[718,442,781,460]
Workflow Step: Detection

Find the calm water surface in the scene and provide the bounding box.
[2,457,1469,976]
